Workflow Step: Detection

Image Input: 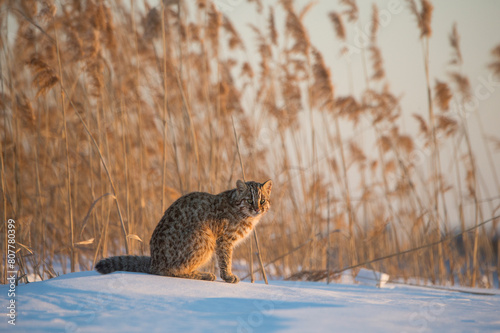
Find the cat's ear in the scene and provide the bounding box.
[236,180,247,193]
[262,180,273,195]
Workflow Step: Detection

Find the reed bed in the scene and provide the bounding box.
[1,0,499,288]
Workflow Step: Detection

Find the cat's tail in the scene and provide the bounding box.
[95,255,151,274]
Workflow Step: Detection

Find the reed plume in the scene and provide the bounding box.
[328,12,345,41]
[413,114,429,138]
[223,16,244,50]
[449,23,462,65]
[340,0,359,22]
[369,46,385,81]
[489,44,500,77]
[449,72,471,101]
[407,0,433,38]
[268,7,278,45]
[282,1,310,55]
[311,48,334,111]
[434,80,452,111]
[370,4,379,42]
[28,54,59,98]
[436,115,458,137]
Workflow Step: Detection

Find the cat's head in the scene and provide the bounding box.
[236,180,272,217]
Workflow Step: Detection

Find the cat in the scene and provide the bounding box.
[95,180,272,283]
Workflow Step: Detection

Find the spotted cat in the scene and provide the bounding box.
[96,180,272,283]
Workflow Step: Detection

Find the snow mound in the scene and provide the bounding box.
[1,271,499,332]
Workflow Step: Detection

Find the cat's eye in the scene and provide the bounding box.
[247,199,253,204]
[260,199,265,205]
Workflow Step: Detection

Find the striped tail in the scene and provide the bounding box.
[95,255,151,274]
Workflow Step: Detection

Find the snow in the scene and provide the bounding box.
[354,268,390,288]
[1,271,500,332]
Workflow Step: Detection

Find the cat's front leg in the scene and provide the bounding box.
[216,237,239,283]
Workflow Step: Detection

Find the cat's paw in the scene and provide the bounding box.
[222,273,240,284]
[200,272,216,281]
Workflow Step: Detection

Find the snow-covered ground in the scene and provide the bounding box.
[1,271,500,332]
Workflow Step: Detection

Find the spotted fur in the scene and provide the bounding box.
[95,180,272,283]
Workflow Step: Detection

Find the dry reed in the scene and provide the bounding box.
[0,0,497,289]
